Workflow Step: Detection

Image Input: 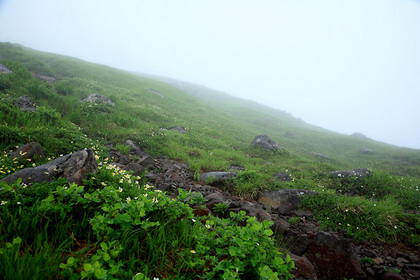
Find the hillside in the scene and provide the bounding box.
[1,42,419,280]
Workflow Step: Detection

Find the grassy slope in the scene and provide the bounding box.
[1,42,419,279]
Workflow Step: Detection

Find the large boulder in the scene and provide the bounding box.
[251,135,281,151]
[258,189,317,215]
[80,93,115,106]
[306,231,368,280]
[0,149,97,185]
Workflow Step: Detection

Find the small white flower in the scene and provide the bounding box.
[205,225,210,229]
[1,201,8,205]
[17,202,21,205]
[126,197,131,203]
[118,187,123,192]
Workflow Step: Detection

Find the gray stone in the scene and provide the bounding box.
[359,147,374,154]
[326,168,370,179]
[251,135,281,151]
[124,139,143,156]
[80,93,114,106]
[146,89,165,98]
[273,172,291,181]
[309,152,328,159]
[170,126,185,133]
[285,131,296,137]
[258,189,317,215]
[351,132,367,139]
[200,172,237,184]
[0,149,97,185]
[290,253,318,280]
[0,63,12,74]
[16,95,36,112]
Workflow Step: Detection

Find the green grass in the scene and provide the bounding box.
[0,42,419,278]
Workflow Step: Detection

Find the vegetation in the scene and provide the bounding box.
[0,42,419,279]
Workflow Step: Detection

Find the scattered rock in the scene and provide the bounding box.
[80,93,115,106]
[359,147,374,154]
[31,73,56,83]
[200,172,237,185]
[381,271,405,280]
[326,168,370,179]
[351,132,368,139]
[0,63,12,74]
[157,128,167,135]
[309,152,328,159]
[7,142,45,162]
[251,134,281,151]
[146,89,165,98]
[273,172,291,182]
[258,189,317,215]
[16,95,36,112]
[284,131,296,137]
[290,253,318,280]
[229,201,271,222]
[0,149,97,185]
[170,126,185,133]
[124,139,143,156]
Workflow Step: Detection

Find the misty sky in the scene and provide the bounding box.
[1,0,419,149]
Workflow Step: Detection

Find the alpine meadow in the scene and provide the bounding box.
[0,42,419,280]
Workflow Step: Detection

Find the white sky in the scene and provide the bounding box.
[1,0,419,149]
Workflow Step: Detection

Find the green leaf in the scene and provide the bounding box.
[94,267,108,279]
[229,246,238,256]
[84,263,92,272]
[67,256,75,265]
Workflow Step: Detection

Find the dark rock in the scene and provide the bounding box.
[80,93,114,106]
[359,147,374,154]
[273,172,291,181]
[306,231,367,280]
[381,271,404,280]
[229,165,246,172]
[170,126,185,133]
[16,95,36,112]
[258,189,317,215]
[124,139,143,156]
[0,149,97,185]
[396,257,408,267]
[251,135,281,151]
[200,172,237,185]
[290,253,318,280]
[326,168,370,179]
[271,218,290,234]
[0,63,12,74]
[108,149,130,165]
[7,142,45,162]
[123,162,144,176]
[229,201,271,222]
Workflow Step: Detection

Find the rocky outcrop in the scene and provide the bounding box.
[0,149,97,185]
[80,93,115,106]
[31,73,56,83]
[251,134,281,151]
[170,126,185,133]
[0,63,12,74]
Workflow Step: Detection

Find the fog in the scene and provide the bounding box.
[1,0,419,149]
